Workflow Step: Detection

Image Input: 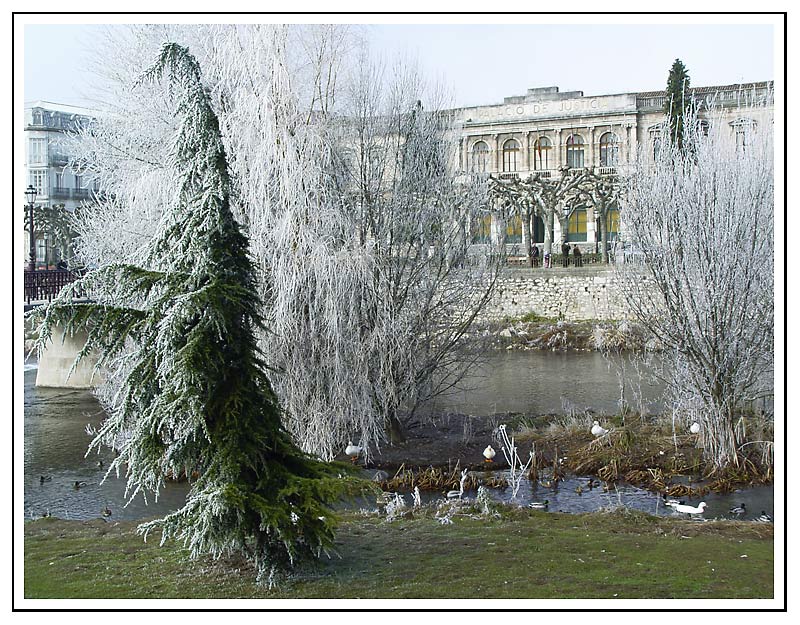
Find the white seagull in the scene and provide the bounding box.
[673,502,707,515]
[591,421,609,437]
[689,422,701,434]
[483,445,496,463]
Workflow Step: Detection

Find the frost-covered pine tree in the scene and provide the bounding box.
[30,43,365,583]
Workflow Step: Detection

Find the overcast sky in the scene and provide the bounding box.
[23,21,776,109]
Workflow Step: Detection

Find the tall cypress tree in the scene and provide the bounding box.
[30,43,366,583]
[664,58,691,149]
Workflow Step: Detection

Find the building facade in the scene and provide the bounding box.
[454,81,773,249]
[24,101,96,267]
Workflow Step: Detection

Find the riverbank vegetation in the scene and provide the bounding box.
[24,507,772,600]
[511,410,773,495]
[480,318,654,352]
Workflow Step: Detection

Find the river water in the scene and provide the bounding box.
[23,354,773,523]
[425,350,665,416]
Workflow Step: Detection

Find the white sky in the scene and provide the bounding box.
[23,21,775,109]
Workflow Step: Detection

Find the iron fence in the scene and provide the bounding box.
[24,269,82,305]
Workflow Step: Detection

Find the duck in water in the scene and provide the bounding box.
[729,503,746,516]
[73,481,87,490]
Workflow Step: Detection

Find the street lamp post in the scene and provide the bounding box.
[25,185,37,272]
[594,207,601,256]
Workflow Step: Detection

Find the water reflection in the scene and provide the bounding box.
[23,352,772,522]
[426,350,665,416]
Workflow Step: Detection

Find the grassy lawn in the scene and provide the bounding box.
[24,508,773,599]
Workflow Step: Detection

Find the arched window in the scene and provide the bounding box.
[503,138,520,172]
[697,119,710,138]
[532,136,551,170]
[532,215,545,243]
[599,132,619,167]
[471,141,490,173]
[565,134,585,169]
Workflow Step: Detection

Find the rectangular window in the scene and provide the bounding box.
[567,208,587,242]
[75,175,83,189]
[506,214,522,243]
[566,148,584,169]
[606,208,620,241]
[28,138,47,165]
[28,169,48,195]
[471,214,492,244]
[36,238,48,263]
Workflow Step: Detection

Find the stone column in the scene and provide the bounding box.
[493,134,500,173]
[627,122,638,167]
[587,126,595,169]
[554,128,562,169]
[523,131,531,172]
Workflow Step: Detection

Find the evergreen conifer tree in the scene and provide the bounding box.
[664,58,692,149]
[30,43,367,583]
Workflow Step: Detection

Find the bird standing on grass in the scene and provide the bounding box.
[690,422,701,434]
[483,445,496,463]
[591,421,609,437]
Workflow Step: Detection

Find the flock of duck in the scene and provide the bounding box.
[38,474,113,519]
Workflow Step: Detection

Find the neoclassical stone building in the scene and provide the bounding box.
[454,81,773,249]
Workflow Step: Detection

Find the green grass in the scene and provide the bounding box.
[24,508,773,599]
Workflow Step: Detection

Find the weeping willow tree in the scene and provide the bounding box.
[67,24,498,461]
[29,43,365,584]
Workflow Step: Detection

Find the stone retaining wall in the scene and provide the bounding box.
[480,266,644,322]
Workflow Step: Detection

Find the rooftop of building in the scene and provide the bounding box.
[462,80,774,110]
[24,100,96,117]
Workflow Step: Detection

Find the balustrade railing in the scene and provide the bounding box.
[506,252,607,268]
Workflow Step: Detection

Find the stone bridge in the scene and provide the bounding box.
[24,270,100,389]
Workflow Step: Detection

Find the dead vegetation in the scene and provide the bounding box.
[374,462,508,493]
[511,411,773,495]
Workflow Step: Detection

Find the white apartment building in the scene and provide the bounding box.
[24,101,96,267]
